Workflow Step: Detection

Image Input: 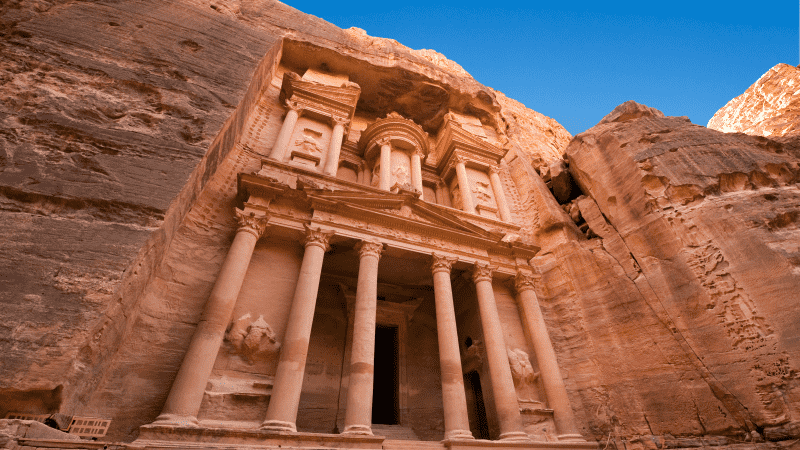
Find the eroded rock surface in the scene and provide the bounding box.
[708,63,800,137]
[540,101,800,443]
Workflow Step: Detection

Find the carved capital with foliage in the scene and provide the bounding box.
[302,224,334,251]
[285,99,303,113]
[472,262,495,284]
[513,271,536,293]
[331,115,350,127]
[431,254,458,274]
[234,208,269,239]
[489,165,502,176]
[355,240,383,260]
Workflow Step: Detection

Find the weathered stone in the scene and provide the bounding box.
[2,2,800,450]
[708,63,800,137]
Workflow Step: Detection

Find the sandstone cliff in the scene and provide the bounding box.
[0,0,569,432]
[3,0,800,448]
[708,63,800,137]
[541,100,800,445]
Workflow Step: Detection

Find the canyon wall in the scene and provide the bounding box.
[2,1,799,448]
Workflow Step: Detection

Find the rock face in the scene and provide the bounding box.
[708,63,800,137]
[2,1,800,450]
[553,100,800,443]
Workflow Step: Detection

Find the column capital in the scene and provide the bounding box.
[453,154,467,165]
[355,240,383,260]
[234,208,269,239]
[472,262,495,284]
[376,137,392,147]
[412,147,425,158]
[513,271,536,293]
[431,254,458,274]
[285,99,303,113]
[302,224,334,251]
[330,115,350,127]
[489,165,502,175]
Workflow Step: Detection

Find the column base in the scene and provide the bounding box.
[444,429,475,440]
[558,433,587,442]
[260,420,296,432]
[498,431,531,442]
[341,424,373,436]
[151,413,199,427]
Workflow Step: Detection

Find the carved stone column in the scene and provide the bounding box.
[514,272,583,441]
[379,138,392,191]
[323,116,348,176]
[411,149,424,194]
[262,225,334,432]
[269,100,302,161]
[154,209,269,426]
[342,240,384,435]
[455,156,476,214]
[472,263,529,441]
[489,166,512,222]
[431,254,474,441]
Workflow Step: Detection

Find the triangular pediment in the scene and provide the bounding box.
[282,74,361,109]
[307,189,503,242]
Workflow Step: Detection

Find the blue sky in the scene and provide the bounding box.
[285,1,798,135]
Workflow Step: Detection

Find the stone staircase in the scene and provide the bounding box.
[382,439,445,450]
[370,424,419,441]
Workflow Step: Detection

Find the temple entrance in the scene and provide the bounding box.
[465,370,490,439]
[372,325,399,425]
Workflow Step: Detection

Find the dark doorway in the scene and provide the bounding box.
[372,325,399,425]
[465,371,490,439]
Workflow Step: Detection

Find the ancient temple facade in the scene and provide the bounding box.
[124,41,595,450]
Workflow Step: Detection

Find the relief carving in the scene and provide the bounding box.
[294,128,324,155]
[508,348,542,404]
[226,313,281,365]
[474,180,493,203]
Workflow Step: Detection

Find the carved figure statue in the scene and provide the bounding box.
[473,181,492,203]
[294,132,323,154]
[371,164,380,187]
[451,187,463,210]
[508,348,541,403]
[392,164,409,186]
[226,313,281,365]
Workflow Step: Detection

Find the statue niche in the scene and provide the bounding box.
[226,313,281,365]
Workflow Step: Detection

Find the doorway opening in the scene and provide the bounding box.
[372,325,399,425]
[465,370,490,439]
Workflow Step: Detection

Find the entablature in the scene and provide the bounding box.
[237,167,537,275]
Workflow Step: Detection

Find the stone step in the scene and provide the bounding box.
[370,424,420,441]
[382,438,446,450]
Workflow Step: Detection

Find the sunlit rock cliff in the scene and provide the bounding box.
[708,63,800,137]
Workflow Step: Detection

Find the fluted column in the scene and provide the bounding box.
[455,156,475,214]
[342,240,384,435]
[323,116,348,176]
[489,166,512,222]
[378,138,392,191]
[411,149,424,194]
[154,209,269,426]
[514,272,583,441]
[269,100,302,161]
[262,225,334,432]
[431,254,474,441]
[472,263,529,442]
